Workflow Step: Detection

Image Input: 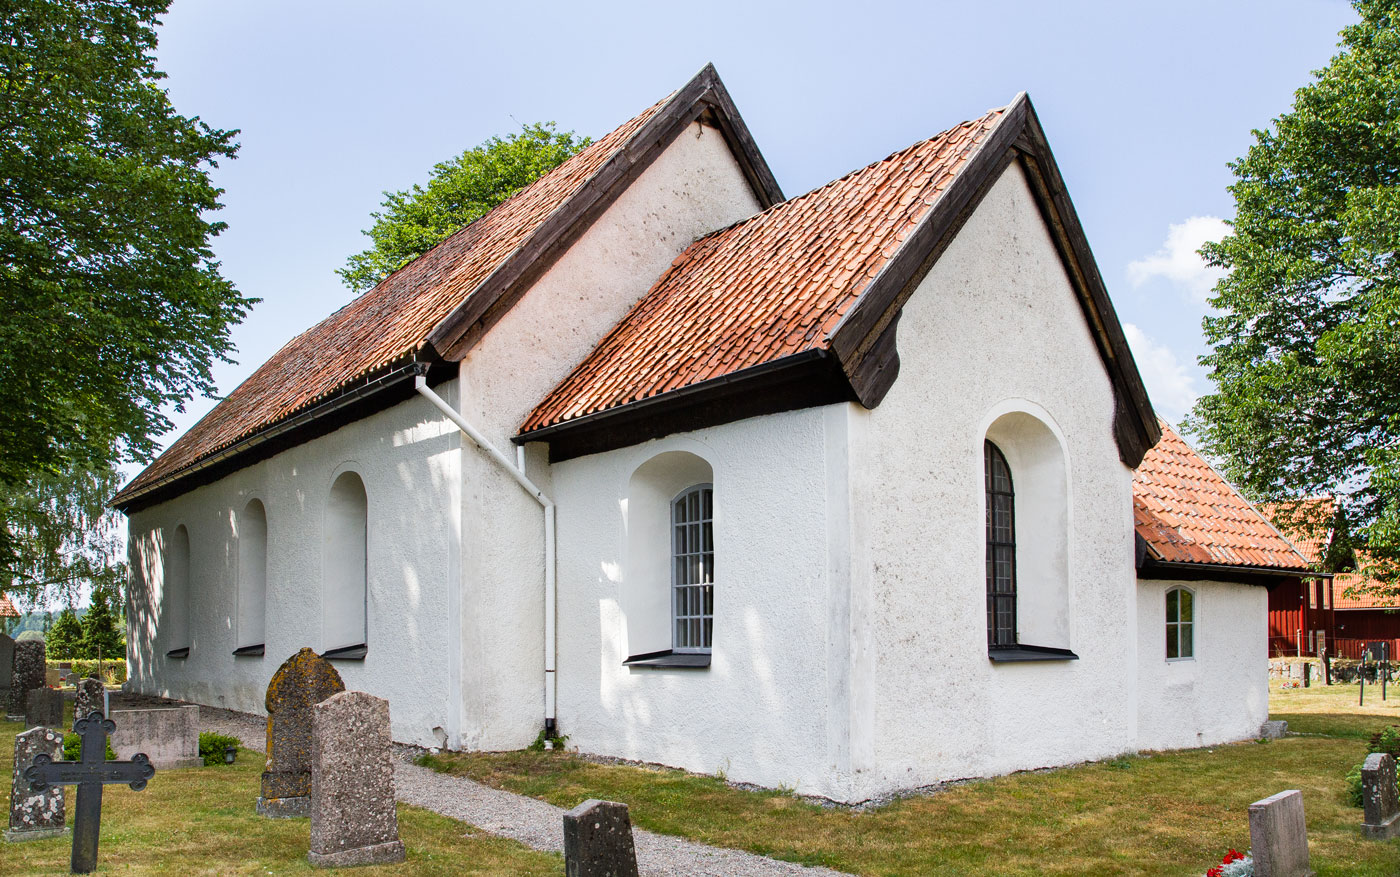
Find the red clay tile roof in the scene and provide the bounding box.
[0,593,17,617]
[519,107,1008,434]
[112,93,675,507]
[1333,555,1400,609]
[1133,422,1310,571]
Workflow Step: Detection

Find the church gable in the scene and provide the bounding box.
[519,94,1159,467]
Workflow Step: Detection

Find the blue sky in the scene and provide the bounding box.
[147,0,1357,458]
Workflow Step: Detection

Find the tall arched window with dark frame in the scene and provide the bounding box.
[985,440,1016,648]
[672,484,713,653]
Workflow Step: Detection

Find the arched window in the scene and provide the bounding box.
[165,524,191,658]
[985,441,1016,648]
[324,472,368,659]
[235,499,267,657]
[672,484,714,653]
[1166,587,1194,660]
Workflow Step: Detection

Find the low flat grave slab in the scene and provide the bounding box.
[108,705,200,770]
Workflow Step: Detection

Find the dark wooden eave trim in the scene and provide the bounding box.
[426,62,784,362]
[515,350,857,463]
[1137,555,1312,588]
[825,92,1160,467]
[112,357,455,514]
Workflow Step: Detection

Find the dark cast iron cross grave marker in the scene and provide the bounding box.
[24,711,156,874]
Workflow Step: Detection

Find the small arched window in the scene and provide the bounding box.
[1166,587,1194,660]
[324,472,368,660]
[235,499,267,657]
[985,441,1016,648]
[672,484,713,653]
[165,524,191,658]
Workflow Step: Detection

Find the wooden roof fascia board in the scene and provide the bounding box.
[1137,556,1310,588]
[427,64,784,362]
[514,349,856,462]
[1011,101,1159,466]
[112,358,454,513]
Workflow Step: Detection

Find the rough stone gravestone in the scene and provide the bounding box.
[74,679,104,720]
[25,712,156,874]
[308,691,405,867]
[8,639,44,719]
[1362,752,1400,840]
[1249,789,1314,877]
[109,705,201,769]
[6,727,65,842]
[0,633,14,715]
[563,799,640,877]
[1260,720,1288,740]
[258,648,345,818]
[24,688,63,730]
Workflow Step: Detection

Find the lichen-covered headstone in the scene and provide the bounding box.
[74,679,105,720]
[6,727,65,842]
[7,639,44,719]
[563,799,640,877]
[258,648,344,818]
[24,688,62,730]
[0,633,14,715]
[1248,789,1314,877]
[1362,753,1400,840]
[308,691,404,867]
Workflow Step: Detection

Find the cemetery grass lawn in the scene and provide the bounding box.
[0,719,560,876]
[418,680,1400,876]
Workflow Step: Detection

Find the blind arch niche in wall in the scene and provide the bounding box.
[164,524,191,657]
[324,471,368,656]
[237,499,268,652]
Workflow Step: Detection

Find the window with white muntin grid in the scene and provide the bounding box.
[672,484,713,653]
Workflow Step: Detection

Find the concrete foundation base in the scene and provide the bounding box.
[4,826,69,843]
[258,795,309,818]
[309,839,406,867]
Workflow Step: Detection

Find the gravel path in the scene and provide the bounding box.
[195,706,847,876]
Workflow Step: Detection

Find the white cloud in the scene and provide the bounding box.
[1127,216,1229,302]
[1123,323,1199,424]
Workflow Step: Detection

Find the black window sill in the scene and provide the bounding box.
[232,644,265,657]
[988,644,1079,663]
[165,647,190,659]
[322,644,368,661]
[623,649,711,669]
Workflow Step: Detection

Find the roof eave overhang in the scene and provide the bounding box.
[111,357,455,514]
[514,349,856,463]
[424,63,785,363]
[1136,555,1316,588]
[825,92,1160,468]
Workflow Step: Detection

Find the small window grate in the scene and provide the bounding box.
[672,485,714,653]
[985,441,1016,648]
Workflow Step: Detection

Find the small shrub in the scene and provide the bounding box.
[1369,725,1400,759]
[62,733,116,761]
[199,732,241,766]
[1346,762,1366,807]
[527,728,569,752]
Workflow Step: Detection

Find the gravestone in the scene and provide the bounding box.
[24,712,156,873]
[8,639,44,719]
[74,679,104,720]
[1302,663,1311,688]
[258,648,345,818]
[308,691,405,867]
[1361,753,1400,840]
[0,633,14,714]
[1249,789,1314,877]
[563,799,640,877]
[6,726,65,842]
[44,668,61,688]
[24,688,63,730]
[108,706,200,769]
[1259,720,1288,740]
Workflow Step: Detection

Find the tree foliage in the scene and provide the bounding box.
[0,0,247,481]
[44,607,82,658]
[338,122,589,293]
[0,1,247,592]
[1,465,127,608]
[1190,0,1400,583]
[79,591,124,659]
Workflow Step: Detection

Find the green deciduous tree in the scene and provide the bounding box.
[1190,0,1400,589]
[1,465,127,608]
[338,122,589,293]
[0,1,248,590]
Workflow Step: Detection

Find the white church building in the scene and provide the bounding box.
[114,66,1299,804]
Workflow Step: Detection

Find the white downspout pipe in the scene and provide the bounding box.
[415,376,558,737]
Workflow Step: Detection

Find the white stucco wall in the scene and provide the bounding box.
[843,162,1140,800]
[550,409,846,798]
[1135,578,1269,750]
[125,383,463,748]
[450,120,765,750]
